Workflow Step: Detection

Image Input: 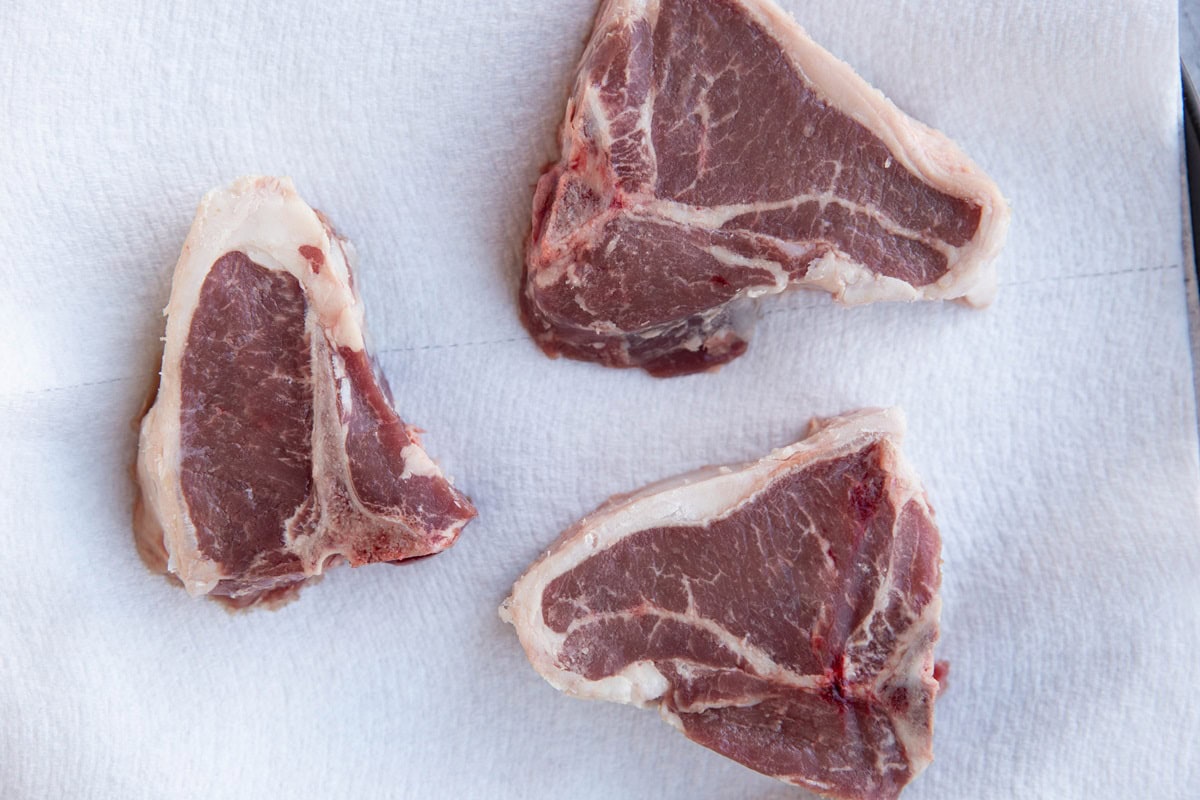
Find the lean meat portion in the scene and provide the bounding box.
[502,408,943,799]
[522,0,1009,376]
[135,177,476,608]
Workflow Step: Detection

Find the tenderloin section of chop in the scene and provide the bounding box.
[522,0,1010,376]
[501,409,943,799]
[135,177,476,608]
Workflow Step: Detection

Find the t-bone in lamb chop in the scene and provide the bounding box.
[521,0,1009,376]
[135,177,476,608]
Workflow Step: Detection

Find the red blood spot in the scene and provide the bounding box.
[298,245,324,274]
[849,475,884,523]
[710,274,731,287]
[934,660,950,690]
[826,659,848,703]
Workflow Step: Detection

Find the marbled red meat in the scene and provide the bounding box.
[135,177,475,608]
[522,0,1009,376]
[502,408,943,799]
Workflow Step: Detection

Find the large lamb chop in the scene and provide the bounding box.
[503,408,944,799]
[521,0,1009,376]
[135,177,476,608]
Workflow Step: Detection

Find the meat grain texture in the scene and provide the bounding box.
[135,177,475,608]
[503,408,944,800]
[522,0,1010,376]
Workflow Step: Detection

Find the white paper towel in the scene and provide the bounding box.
[1,0,1197,798]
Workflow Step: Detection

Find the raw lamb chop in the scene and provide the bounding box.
[501,408,943,799]
[135,177,476,608]
[521,0,1010,376]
